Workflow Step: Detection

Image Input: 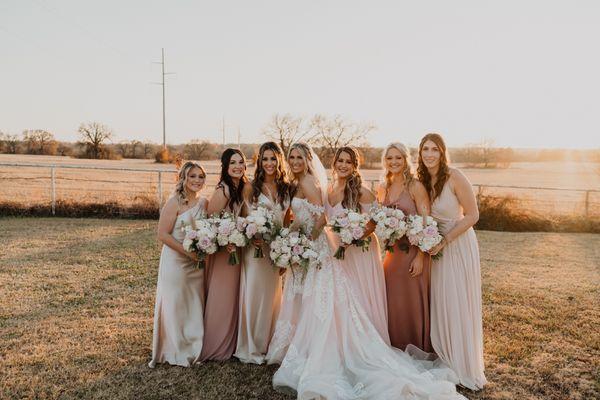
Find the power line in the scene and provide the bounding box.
[152,49,175,149]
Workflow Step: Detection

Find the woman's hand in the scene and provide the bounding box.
[252,237,265,247]
[428,238,446,256]
[186,251,199,262]
[278,268,286,276]
[408,255,423,277]
[226,243,237,253]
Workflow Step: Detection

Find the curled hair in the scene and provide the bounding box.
[174,161,206,205]
[332,146,362,211]
[381,142,414,199]
[417,133,450,201]
[287,142,315,198]
[218,148,248,210]
[252,142,290,205]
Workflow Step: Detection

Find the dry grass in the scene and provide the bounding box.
[0,219,599,400]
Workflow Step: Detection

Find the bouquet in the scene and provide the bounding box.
[269,227,318,271]
[245,205,280,258]
[370,204,408,253]
[406,215,444,259]
[329,207,372,260]
[181,218,218,269]
[214,212,249,265]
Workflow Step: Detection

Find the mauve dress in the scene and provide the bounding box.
[382,189,433,353]
[200,201,242,361]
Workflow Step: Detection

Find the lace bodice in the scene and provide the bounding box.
[291,197,323,235]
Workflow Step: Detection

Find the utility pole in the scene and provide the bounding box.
[152,48,174,149]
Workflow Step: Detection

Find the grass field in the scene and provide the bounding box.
[0,218,598,399]
[1,154,599,216]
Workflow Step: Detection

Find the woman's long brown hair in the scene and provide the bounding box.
[332,146,362,211]
[417,133,450,202]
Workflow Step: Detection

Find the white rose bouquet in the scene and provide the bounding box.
[370,204,408,253]
[245,205,280,258]
[329,207,372,260]
[269,227,318,271]
[181,218,218,269]
[214,212,249,265]
[406,214,444,259]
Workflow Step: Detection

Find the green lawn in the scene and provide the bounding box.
[0,218,598,399]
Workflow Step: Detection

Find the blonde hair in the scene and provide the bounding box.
[332,146,363,210]
[175,161,206,205]
[381,142,415,199]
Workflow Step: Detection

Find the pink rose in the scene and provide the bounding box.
[352,226,363,240]
[388,218,398,229]
[187,230,198,240]
[200,237,211,247]
[246,223,258,237]
[338,217,350,227]
[424,226,437,236]
[292,245,303,255]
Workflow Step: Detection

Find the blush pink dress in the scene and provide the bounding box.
[382,189,433,353]
[325,198,390,345]
[430,181,487,390]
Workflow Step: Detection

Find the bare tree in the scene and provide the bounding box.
[1,133,21,154]
[184,139,217,160]
[78,122,113,159]
[22,129,56,155]
[142,141,157,159]
[308,114,375,164]
[261,114,311,155]
[116,140,131,158]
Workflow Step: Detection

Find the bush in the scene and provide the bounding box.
[476,195,600,233]
[154,148,171,164]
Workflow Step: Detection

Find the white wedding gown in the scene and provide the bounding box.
[272,198,466,400]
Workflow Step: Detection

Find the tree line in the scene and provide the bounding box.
[2,116,598,166]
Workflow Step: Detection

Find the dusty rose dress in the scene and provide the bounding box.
[200,203,242,361]
[149,200,206,368]
[430,181,487,390]
[382,190,433,352]
[325,199,390,344]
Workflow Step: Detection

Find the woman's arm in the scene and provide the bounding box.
[407,180,431,276]
[429,169,479,255]
[300,175,326,239]
[359,186,377,238]
[157,197,196,259]
[207,185,229,216]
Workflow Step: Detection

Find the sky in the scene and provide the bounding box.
[1,0,599,149]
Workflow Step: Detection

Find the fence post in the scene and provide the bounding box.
[157,171,163,209]
[50,167,56,215]
[584,190,590,218]
[476,185,483,208]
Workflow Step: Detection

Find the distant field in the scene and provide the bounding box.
[1,154,599,216]
[0,218,598,399]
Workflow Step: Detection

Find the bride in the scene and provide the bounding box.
[271,143,466,400]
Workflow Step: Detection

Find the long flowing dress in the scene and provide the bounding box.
[149,200,206,368]
[200,202,242,361]
[382,189,433,352]
[265,197,311,364]
[430,181,487,390]
[325,198,390,344]
[235,193,285,364]
[273,198,465,400]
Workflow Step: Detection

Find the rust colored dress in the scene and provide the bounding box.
[382,189,433,353]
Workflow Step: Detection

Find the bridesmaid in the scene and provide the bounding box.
[376,143,433,353]
[327,146,390,344]
[418,133,487,390]
[200,148,247,361]
[149,161,208,368]
[235,142,289,364]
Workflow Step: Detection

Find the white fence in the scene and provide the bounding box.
[1,162,599,217]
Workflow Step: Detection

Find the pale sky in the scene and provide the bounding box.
[1,0,599,149]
